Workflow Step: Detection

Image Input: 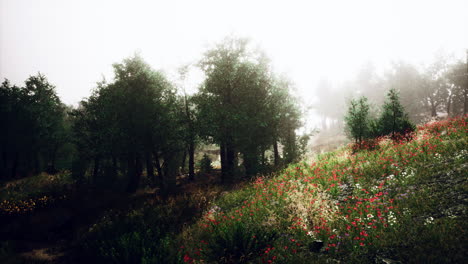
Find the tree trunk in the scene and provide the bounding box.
[47,146,58,175]
[184,92,195,181]
[126,154,136,192]
[261,150,266,166]
[146,152,155,184]
[181,148,187,173]
[447,93,452,117]
[465,52,468,115]
[225,138,235,183]
[162,151,178,198]
[273,140,280,167]
[431,102,437,117]
[136,153,142,183]
[220,142,227,183]
[464,87,467,115]
[126,153,142,193]
[92,156,100,184]
[33,152,40,175]
[188,139,195,181]
[153,150,163,188]
[243,149,258,178]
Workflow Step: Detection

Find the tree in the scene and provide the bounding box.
[0,74,68,179]
[445,60,468,116]
[344,96,371,147]
[178,65,196,181]
[378,88,415,138]
[196,37,304,180]
[419,54,451,117]
[71,55,183,194]
[383,61,426,122]
[270,76,304,165]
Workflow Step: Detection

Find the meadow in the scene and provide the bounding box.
[1,116,466,263]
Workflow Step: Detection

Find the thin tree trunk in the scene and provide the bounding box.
[162,151,178,198]
[464,88,467,115]
[92,156,100,184]
[220,142,226,183]
[181,148,187,173]
[135,153,142,185]
[430,102,437,117]
[34,152,40,175]
[447,94,452,117]
[225,137,235,183]
[48,146,58,174]
[184,92,195,181]
[153,150,163,187]
[261,150,266,166]
[126,153,142,193]
[146,152,155,184]
[273,140,280,167]
[126,154,136,192]
[465,51,468,115]
[188,139,195,181]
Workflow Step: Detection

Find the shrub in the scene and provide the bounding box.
[202,220,278,263]
[198,154,213,174]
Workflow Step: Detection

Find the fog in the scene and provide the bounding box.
[1,0,467,131]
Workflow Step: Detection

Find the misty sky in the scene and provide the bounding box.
[1,0,467,109]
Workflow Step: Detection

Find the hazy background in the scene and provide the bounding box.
[1,0,467,129]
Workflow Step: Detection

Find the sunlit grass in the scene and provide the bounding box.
[179,115,467,263]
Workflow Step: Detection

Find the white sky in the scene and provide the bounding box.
[1,0,467,114]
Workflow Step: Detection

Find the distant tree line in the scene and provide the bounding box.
[317,54,468,129]
[0,37,308,195]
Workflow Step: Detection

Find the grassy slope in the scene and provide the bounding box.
[181,116,467,263]
[3,117,465,264]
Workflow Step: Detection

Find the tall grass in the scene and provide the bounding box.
[179,116,467,263]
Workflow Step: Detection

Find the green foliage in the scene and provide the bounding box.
[198,153,213,174]
[345,89,415,150]
[345,96,371,145]
[70,54,185,193]
[377,88,415,138]
[80,198,199,264]
[0,75,69,179]
[0,171,74,202]
[180,117,467,263]
[202,220,278,263]
[196,37,304,179]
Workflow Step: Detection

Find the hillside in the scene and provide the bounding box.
[175,116,467,263]
[1,116,466,264]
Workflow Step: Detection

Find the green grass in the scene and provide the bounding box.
[4,117,465,263]
[178,116,467,263]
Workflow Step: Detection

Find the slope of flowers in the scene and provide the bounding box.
[0,171,73,216]
[180,116,467,263]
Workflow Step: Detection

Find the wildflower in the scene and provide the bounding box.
[424,216,434,225]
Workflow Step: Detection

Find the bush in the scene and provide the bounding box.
[198,154,213,174]
[202,221,278,263]
[79,199,199,264]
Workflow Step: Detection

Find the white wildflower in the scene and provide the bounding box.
[388,211,397,226]
[424,216,434,225]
